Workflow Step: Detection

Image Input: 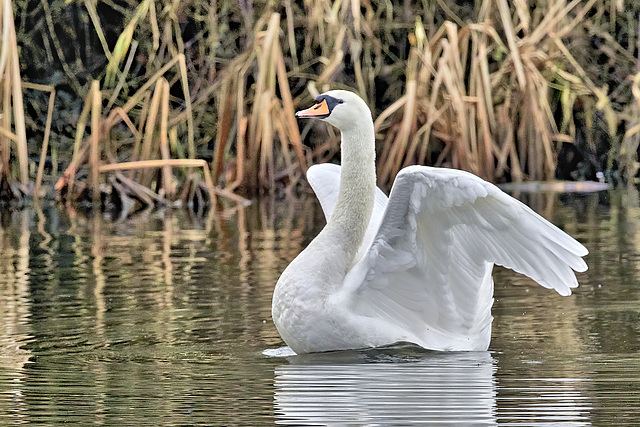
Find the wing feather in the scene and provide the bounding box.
[306,163,342,221]
[343,166,588,350]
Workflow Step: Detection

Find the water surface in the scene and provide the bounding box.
[0,188,639,424]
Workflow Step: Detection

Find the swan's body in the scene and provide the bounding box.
[272,90,588,354]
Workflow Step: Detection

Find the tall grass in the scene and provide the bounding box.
[375,0,610,186]
[2,0,640,209]
[621,72,640,178]
[1,0,28,188]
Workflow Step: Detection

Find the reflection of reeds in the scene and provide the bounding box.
[0,209,32,373]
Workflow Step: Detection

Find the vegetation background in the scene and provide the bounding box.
[1,0,639,210]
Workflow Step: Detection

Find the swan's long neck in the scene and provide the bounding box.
[324,118,376,263]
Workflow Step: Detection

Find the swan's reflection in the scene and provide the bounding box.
[274,346,496,425]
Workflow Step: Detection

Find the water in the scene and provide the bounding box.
[0,188,639,425]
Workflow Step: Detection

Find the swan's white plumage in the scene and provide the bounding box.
[272,90,588,354]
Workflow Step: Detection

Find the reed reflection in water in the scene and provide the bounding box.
[0,197,322,424]
[0,187,638,424]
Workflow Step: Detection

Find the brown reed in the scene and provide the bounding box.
[3,0,640,211]
[1,0,28,186]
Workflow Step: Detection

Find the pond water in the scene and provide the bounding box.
[0,187,639,425]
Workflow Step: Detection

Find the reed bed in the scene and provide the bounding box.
[1,0,639,212]
[375,0,609,186]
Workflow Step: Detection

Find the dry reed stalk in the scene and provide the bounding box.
[378,20,423,185]
[112,172,161,206]
[472,33,494,180]
[84,0,112,61]
[1,79,9,178]
[373,0,611,186]
[90,80,102,202]
[0,124,17,143]
[0,2,10,176]
[106,40,138,111]
[159,78,173,198]
[15,0,639,204]
[275,43,307,175]
[442,24,472,173]
[226,11,308,191]
[104,55,181,128]
[247,13,279,187]
[228,117,248,192]
[621,72,640,179]
[98,158,251,204]
[138,77,164,187]
[128,91,151,179]
[177,54,195,160]
[112,107,142,141]
[67,84,94,197]
[379,20,493,186]
[223,63,250,192]
[316,27,346,85]
[105,0,150,87]
[633,73,640,109]
[497,0,597,180]
[100,159,208,176]
[0,0,28,185]
[102,51,196,185]
[273,114,295,185]
[22,82,57,196]
[283,0,298,69]
[211,81,233,185]
[60,53,196,204]
[378,47,417,183]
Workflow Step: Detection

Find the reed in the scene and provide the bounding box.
[54,51,250,209]
[22,82,56,197]
[90,80,101,202]
[5,0,640,210]
[0,0,28,188]
[620,73,640,179]
[375,0,611,186]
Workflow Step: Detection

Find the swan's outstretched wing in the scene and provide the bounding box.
[343,166,588,350]
[307,163,388,260]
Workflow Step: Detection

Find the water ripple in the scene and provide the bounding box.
[274,349,497,425]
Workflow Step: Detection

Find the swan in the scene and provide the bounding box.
[271,90,588,354]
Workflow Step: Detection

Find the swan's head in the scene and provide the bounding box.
[295,90,371,131]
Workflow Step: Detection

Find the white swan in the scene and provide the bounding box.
[272,90,588,354]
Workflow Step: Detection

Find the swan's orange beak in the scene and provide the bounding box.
[295,99,331,119]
